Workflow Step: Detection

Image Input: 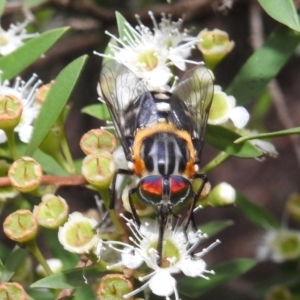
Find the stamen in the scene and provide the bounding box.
[123,280,150,299]
[194,239,221,258]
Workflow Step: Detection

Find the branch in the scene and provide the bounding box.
[0,175,87,187]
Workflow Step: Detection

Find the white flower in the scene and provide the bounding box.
[0,18,39,56]
[95,12,199,90]
[105,216,220,300]
[0,72,42,143]
[58,212,100,254]
[208,85,249,129]
[256,228,300,263]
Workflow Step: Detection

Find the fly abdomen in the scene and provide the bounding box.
[142,132,189,176]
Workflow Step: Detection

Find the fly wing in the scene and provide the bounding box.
[99,61,157,159]
[169,64,214,161]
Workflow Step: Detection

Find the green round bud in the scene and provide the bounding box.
[197,28,235,70]
[199,182,236,207]
[0,282,29,300]
[3,209,38,243]
[8,157,43,193]
[96,274,133,300]
[39,127,61,156]
[0,94,23,130]
[33,194,69,229]
[80,129,117,155]
[286,193,300,223]
[265,285,292,300]
[0,160,19,201]
[81,152,116,189]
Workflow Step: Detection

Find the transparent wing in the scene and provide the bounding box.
[99,61,152,158]
[170,64,214,159]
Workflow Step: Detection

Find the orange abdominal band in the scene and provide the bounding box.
[132,122,196,177]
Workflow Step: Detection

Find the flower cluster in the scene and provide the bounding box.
[95,12,198,91]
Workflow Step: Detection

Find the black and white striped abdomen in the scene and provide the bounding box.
[140,132,189,176]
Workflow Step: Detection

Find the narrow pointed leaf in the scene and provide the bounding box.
[258,0,300,31]
[116,11,135,43]
[235,127,300,143]
[30,266,107,289]
[24,0,48,8]
[205,125,262,158]
[236,192,280,229]
[226,25,300,105]
[81,104,111,120]
[199,220,233,237]
[0,27,69,80]
[0,0,5,17]
[0,246,29,282]
[178,259,256,298]
[26,55,87,156]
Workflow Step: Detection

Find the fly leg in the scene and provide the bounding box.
[128,188,141,228]
[93,168,133,232]
[182,173,207,243]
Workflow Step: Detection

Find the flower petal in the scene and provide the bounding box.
[148,270,176,297]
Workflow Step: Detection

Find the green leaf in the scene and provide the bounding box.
[0,0,5,17]
[116,11,135,43]
[199,219,233,237]
[23,0,48,8]
[31,266,107,289]
[205,125,262,158]
[226,25,300,105]
[26,55,87,156]
[178,259,256,298]
[0,27,69,81]
[236,192,280,229]
[235,127,300,143]
[0,246,29,283]
[81,104,111,121]
[258,0,300,31]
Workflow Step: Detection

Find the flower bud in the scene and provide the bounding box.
[96,274,133,300]
[199,182,236,207]
[39,127,61,156]
[286,193,300,223]
[3,209,38,243]
[82,152,116,189]
[0,282,30,300]
[0,160,19,201]
[36,81,54,104]
[265,286,292,300]
[36,258,63,277]
[58,212,99,254]
[197,28,234,70]
[0,94,23,130]
[8,157,43,193]
[33,194,69,229]
[80,129,117,155]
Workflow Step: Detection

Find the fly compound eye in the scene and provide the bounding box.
[170,175,192,205]
[137,176,163,205]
